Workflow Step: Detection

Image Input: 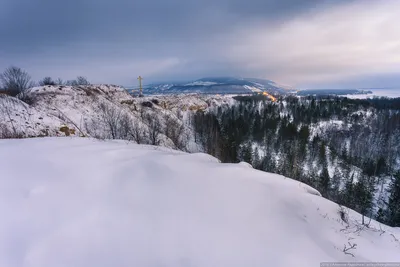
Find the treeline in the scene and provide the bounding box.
[191,95,400,227]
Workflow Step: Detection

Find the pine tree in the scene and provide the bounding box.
[353,175,373,225]
[298,125,309,154]
[318,142,327,166]
[318,165,330,197]
[240,142,253,165]
[253,147,261,170]
[376,207,386,224]
[330,168,342,201]
[387,172,400,226]
[339,173,354,207]
[252,111,263,142]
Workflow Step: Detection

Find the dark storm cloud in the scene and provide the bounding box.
[0,0,343,52]
[1,0,398,87]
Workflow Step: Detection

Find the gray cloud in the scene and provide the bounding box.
[1,0,336,49]
[1,0,398,87]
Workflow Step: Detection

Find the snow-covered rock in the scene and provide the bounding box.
[0,85,236,149]
[0,138,399,267]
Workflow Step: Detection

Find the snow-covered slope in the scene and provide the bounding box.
[343,89,400,99]
[0,85,235,148]
[0,138,399,267]
[140,77,293,95]
[0,85,134,138]
[0,95,64,138]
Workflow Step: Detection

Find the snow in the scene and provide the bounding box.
[243,85,262,93]
[0,95,64,137]
[344,89,400,99]
[184,81,219,86]
[270,81,294,91]
[0,85,237,149]
[0,137,399,267]
[311,120,346,139]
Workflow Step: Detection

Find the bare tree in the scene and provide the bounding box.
[129,120,146,144]
[164,114,187,150]
[0,66,34,96]
[140,107,146,121]
[65,80,74,86]
[65,76,90,86]
[0,96,24,138]
[118,113,130,139]
[56,78,64,85]
[38,77,56,86]
[76,76,90,85]
[338,205,349,224]
[99,103,122,139]
[86,104,147,142]
[84,119,104,139]
[146,114,162,146]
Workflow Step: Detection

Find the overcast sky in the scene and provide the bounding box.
[1,0,400,88]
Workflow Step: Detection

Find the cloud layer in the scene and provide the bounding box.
[1,0,399,87]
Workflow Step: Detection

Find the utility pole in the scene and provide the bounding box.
[137,76,143,97]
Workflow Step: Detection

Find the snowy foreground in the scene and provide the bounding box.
[0,138,399,267]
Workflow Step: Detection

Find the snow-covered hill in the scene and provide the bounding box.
[136,77,293,95]
[0,85,234,148]
[0,138,399,267]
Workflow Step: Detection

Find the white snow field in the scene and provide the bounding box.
[344,89,400,99]
[0,138,399,267]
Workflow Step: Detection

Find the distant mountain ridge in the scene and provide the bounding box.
[127,77,294,95]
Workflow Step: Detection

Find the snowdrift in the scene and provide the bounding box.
[0,138,399,267]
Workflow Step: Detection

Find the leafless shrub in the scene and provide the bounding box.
[129,119,146,144]
[65,76,90,86]
[65,80,74,86]
[0,66,35,97]
[140,108,146,121]
[98,103,122,139]
[146,113,162,146]
[363,215,372,228]
[0,96,24,138]
[85,102,146,142]
[338,205,349,224]
[38,77,56,86]
[84,119,105,140]
[118,112,135,140]
[343,241,357,257]
[17,91,37,105]
[164,114,188,150]
[77,76,90,85]
[56,78,64,85]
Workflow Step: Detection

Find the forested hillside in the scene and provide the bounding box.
[191,95,400,227]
